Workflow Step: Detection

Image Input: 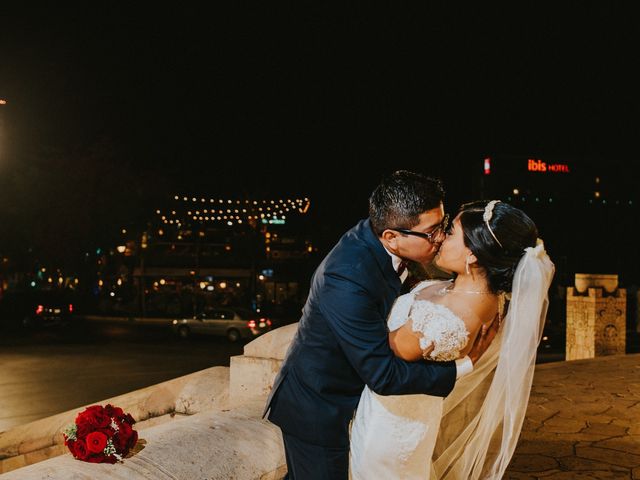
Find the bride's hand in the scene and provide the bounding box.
[467,318,500,365]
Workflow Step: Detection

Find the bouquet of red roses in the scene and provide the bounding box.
[62,404,138,463]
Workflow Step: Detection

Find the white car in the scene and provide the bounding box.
[172,306,272,342]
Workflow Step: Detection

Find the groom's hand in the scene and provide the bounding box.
[468,318,500,365]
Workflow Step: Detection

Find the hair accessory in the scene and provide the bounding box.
[483,200,504,248]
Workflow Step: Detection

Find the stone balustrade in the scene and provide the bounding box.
[0,324,299,479]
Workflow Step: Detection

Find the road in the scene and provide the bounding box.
[0,320,244,432]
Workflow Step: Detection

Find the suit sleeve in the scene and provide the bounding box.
[318,265,456,397]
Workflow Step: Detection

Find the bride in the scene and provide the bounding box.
[350,200,554,479]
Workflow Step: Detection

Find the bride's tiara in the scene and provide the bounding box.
[483,200,504,248]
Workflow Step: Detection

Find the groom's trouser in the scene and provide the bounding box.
[282,432,349,480]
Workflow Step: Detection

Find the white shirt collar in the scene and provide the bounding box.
[382,244,408,282]
[384,247,403,273]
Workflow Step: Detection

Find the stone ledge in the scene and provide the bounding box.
[0,398,285,480]
[0,366,229,474]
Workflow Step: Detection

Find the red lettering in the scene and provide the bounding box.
[528,159,570,173]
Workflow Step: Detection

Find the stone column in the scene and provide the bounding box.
[566,274,626,361]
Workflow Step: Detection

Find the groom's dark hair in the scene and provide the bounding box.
[369,170,445,236]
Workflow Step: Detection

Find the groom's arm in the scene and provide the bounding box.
[318,266,456,397]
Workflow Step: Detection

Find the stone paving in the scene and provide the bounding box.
[505,354,640,479]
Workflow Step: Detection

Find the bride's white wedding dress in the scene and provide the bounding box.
[350,240,554,479]
[350,280,469,480]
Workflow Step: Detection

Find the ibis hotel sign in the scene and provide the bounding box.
[527,158,570,173]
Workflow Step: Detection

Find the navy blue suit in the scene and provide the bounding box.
[265,219,456,473]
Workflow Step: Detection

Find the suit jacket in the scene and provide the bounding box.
[264,218,456,447]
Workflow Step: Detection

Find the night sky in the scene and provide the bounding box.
[1,4,639,269]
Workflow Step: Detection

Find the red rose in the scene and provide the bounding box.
[87,453,105,463]
[103,455,118,464]
[76,405,101,422]
[77,406,111,429]
[127,430,138,450]
[76,421,93,439]
[86,431,108,454]
[118,420,132,438]
[105,404,124,418]
[116,422,136,451]
[72,439,89,460]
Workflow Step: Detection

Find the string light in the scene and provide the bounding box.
[160,196,310,227]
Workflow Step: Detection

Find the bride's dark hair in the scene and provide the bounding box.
[458,200,538,293]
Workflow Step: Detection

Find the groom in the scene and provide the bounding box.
[264,171,497,479]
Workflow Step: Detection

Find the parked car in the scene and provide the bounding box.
[0,289,76,329]
[172,306,272,342]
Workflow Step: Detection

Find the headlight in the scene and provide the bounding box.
[172,320,178,325]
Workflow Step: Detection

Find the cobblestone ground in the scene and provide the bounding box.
[505,354,640,479]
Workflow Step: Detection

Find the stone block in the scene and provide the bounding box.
[229,355,283,405]
[244,323,298,360]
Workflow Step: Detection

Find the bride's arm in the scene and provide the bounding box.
[388,328,434,362]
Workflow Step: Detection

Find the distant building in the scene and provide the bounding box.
[475,155,638,286]
[88,195,316,322]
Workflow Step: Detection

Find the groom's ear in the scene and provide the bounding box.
[381,229,400,248]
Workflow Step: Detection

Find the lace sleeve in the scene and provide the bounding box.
[409,300,469,362]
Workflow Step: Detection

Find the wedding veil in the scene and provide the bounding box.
[431,239,555,479]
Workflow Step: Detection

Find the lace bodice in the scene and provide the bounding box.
[387,281,469,361]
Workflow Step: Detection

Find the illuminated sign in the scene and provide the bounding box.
[527,159,570,173]
[484,157,491,175]
[262,218,286,225]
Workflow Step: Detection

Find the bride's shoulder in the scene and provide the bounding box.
[409,279,451,294]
